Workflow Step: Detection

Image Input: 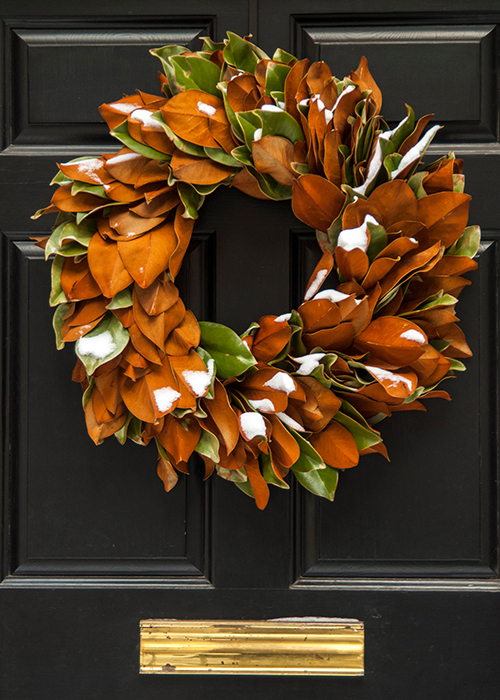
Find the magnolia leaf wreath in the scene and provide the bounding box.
[33,33,480,510]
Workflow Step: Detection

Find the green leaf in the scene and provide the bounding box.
[171,55,222,97]
[234,479,255,497]
[204,146,241,168]
[50,170,73,186]
[235,112,263,150]
[195,427,220,462]
[127,415,145,444]
[383,105,416,151]
[448,225,481,258]
[106,286,133,309]
[110,121,171,161]
[401,292,457,315]
[201,37,225,52]
[71,181,108,199]
[265,63,292,96]
[177,182,205,219]
[260,452,289,489]
[50,255,67,306]
[75,312,129,376]
[272,48,297,64]
[150,45,189,95]
[223,32,261,72]
[289,430,326,473]
[245,165,292,200]
[294,465,339,501]
[199,321,257,380]
[407,171,428,199]
[366,221,388,262]
[52,303,69,349]
[255,109,304,143]
[334,411,382,452]
[219,82,244,142]
[56,241,89,257]
[230,145,253,167]
[449,358,466,371]
[114,412,134,445]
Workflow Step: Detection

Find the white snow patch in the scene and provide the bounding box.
[324,108,334,124]
[275,312,292,323]
[109,102,137,114]
[107,152,142,165]
[401,329,426,344]
[313,289,350,303]
[409,237,417,244]
[253,128,263,141]
[304,269,329,301]
[240,412,267,440]
[299,98,310,107]
[263,372,296,394]
[261,104,284,112]
[293,353,325,376]
[249,398,276,412]
[182,369,211,397]
[139,266,144,273]
[391,125,441,179]
[77,330,116,359]
[353,137,383,196]
[366,365,413,392]
[197,101,217,117]
[153,386,181,412]
[311,95,325,112]
[380,115,410,141]
[276,412,305,432]
[131,108,162,129]
[337,214,379,252]
[207,358,215,381]
[277,101,286,110]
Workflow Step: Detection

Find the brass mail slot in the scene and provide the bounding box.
[140,618,364,675]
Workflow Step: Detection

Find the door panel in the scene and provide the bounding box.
[1,1,499,698]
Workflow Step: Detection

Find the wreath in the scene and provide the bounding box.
[33,33,480,509]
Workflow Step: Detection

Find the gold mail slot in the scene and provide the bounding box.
[140,618,364,676]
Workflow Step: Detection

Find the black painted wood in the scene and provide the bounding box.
[1,1,499,698]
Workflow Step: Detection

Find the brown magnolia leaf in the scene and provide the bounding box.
[130,189,180,218]
[310,421,359,469]
[157,455,179,492]
[323,130,343,187]
[297,377,342,432]
[302,322,355,353]
[226,74,262,114]
[417,192,471,247]
[251,315,292,363]
[306,61,333,95]
[252,135,295,187]
[350,56,382,113]
[365,365,418,399]
[117,220,178,288]
[292,174,345,232]
[354,316,428,366]
[52,185,106,212]
[169,349,212,400]
[169,204,194,279]
[422,158,455,194]
[58,157,112,186]
[161,89,228,148]
[85,393,127,445]
[134,276,179,315]
[171,149,235,185]
[267,414,300,468]
[335,247,370,282]
[88,233,133,297]
[244,458,270,510]
[108,209,166,238]
[284,58,309,122]
[158,413,201,465]
[60,256,102,301]
[128,322,164,365]
[164,309,200,356]
[201,380,240,454]
[104,151,149,185]
[299,298,341,333]
[120,356,180,423]
[304,249,333,301]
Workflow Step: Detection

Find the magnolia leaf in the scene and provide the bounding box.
[260,452,290,489]
[111,122,171,160]
[265,63,292,96]
[199,321,257,379]
[293,464,339,500]
[50,255,68,306]
[170,54,222,97]
[52,303,69,349]
[195,346,216,399]
[334,411,382,452]
[114,412,134,445]
[195,427,220,462]
[177,182,205,219]
[236,112,263,150]
[272,47,297,64]
[254,109,304,144]
[150,45,189,95]
[289,429,326,473]
[204,146,241,167]
[76,312,129,376]
[71,181,108,199]
[223,32,262,72]
[448,225,481,258]
[151,113,206,156]
[106,287,133,309]
[366,221,388,261]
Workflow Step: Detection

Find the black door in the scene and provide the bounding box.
[1,1,499,698]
